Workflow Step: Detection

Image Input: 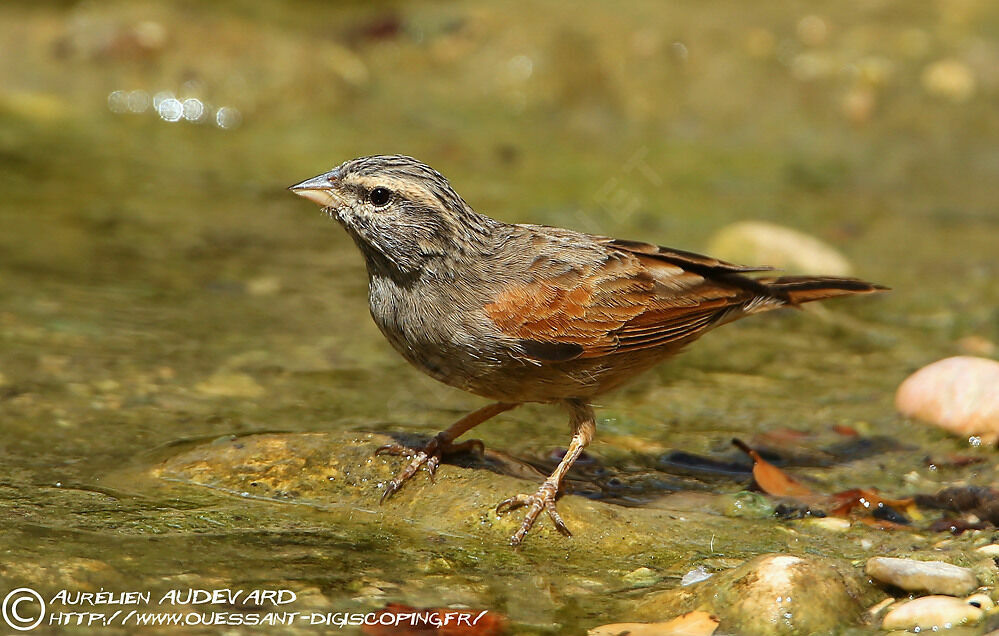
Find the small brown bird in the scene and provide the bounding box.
[290,155,885,546]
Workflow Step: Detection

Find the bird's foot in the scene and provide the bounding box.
[375,435,484,502]
[495,480,571,546]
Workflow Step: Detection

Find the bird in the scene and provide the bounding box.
[289,154,886,546]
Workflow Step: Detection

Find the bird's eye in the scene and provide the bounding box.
[368,187,392,207]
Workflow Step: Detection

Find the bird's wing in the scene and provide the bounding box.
[483,234,771,362]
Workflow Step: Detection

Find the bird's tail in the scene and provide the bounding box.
[756,276,889,306]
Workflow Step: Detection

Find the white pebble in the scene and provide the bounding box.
[866,557,978,597]
[881,595,983,631]
[680,565,713,587]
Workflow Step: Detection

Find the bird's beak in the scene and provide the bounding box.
[288,171,341,207]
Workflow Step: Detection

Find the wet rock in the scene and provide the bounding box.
[705,221,853,276]
[881,595,983,631]
[0,557,119,591]
[148,432,795,553]
[966,593,995,611]
[718,491,775,519]
[635,554,877,635]
[866,557,979,597]
[895,356,999,441]
[680,565,713,587]
[977,544,999,557]
[623,567,661,589]
[808,517,851,532]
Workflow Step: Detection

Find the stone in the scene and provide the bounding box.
[866,557,978,597]
[966,593,994,611]
[635,554,877,635]
[881,595,983,631]
[148,432,797,554]
[705,221,853,277]
[895,356,999,442]
[623,567,661,589]
[808,517,851,532]
[680,565,713,587]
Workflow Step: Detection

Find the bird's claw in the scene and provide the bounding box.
[496,481,571,546]
[377,436,484,502]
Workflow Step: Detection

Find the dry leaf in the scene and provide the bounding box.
[828,488,916,518]
[732,438,814,497]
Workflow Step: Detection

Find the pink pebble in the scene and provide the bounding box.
[895,356,999,440]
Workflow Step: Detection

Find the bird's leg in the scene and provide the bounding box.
[496,400,595,546]
[377,402,518,502]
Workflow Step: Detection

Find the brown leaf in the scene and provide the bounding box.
[588,611,719,636]
[859,517,909,531]
[831,424,859,436]
[732,438,814,497]
[828,488,916,518]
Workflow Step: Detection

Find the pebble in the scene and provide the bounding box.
[680,565,713,587]
[808,517,852,532]
[705,221,853,276]
[880,595,983,631]
[637,553,874,635]
[976,544,999,557]
[895,356,999,441]
[966,593,994,611]
[866,557,978,597]
[623,566,661,589]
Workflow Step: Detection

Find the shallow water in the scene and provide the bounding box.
[1,1,998,633]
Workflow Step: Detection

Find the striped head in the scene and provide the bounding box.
[290,155,498,278]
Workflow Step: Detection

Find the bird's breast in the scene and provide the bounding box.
[367,274,502,388]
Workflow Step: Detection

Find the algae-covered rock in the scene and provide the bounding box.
[635,553,879,635]
[148,432,792,554]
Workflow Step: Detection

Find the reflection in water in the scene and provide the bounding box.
[107,89,240,128]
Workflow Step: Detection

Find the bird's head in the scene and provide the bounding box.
[290,155,496,278]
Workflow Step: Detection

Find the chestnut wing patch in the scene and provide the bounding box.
[484,249,754,362]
